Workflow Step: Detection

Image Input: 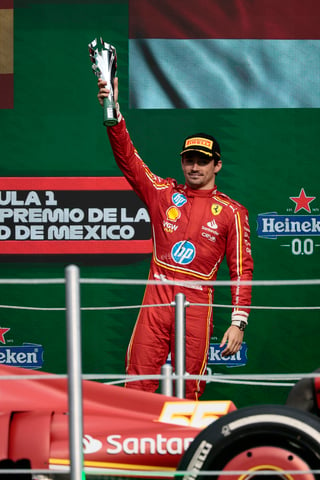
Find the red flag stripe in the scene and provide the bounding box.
[0,240,152,255]
[0,3,13,109]
[0,0,13,8]
[0,73,13,109]
[129,0,320,39]
[0,176,131,190]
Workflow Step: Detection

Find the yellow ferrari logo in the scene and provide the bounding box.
[211,204,222,216]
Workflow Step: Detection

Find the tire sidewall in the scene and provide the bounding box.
[177,404,320,476]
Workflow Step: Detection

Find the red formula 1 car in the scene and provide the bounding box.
[1,364,320,478]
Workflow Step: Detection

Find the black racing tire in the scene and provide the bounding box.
[176,404,320,479]
[286,369,320,417]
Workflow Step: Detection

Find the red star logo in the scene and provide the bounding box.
[289,188,316,213]
[0,327,10,344]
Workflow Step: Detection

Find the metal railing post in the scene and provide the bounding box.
[174,293,188,399]
[65,265,85,480]
[161,363,173,396]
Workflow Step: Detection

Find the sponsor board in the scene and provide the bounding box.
[257,187,320,256]
[167,342,247,374]
[0,343,44,369]
[0,177,152,257]
[207,342,247,367]
[0,327,44,369]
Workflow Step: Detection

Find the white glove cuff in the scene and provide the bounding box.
[231,310,249,323]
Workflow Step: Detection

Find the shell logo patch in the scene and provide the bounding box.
[166,206,181,222]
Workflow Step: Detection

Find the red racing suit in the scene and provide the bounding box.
[107,118,253,399]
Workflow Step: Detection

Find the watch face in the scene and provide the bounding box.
[239,321,246,331]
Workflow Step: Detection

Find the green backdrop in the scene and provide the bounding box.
[0,0,319,408]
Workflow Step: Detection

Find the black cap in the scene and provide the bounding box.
[180,133,221,160]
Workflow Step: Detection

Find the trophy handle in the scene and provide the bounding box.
[103,96,117,126]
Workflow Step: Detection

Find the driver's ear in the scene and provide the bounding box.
[214,160,222,174]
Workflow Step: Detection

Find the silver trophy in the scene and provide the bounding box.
[88,37,117,126]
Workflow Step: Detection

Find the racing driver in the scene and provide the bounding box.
[97,77,253,400]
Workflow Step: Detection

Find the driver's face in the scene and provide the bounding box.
[181,152,221,190]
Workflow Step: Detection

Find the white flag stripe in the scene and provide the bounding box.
[129,39,320,109]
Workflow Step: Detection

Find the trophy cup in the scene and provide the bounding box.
[88,37,117,126]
